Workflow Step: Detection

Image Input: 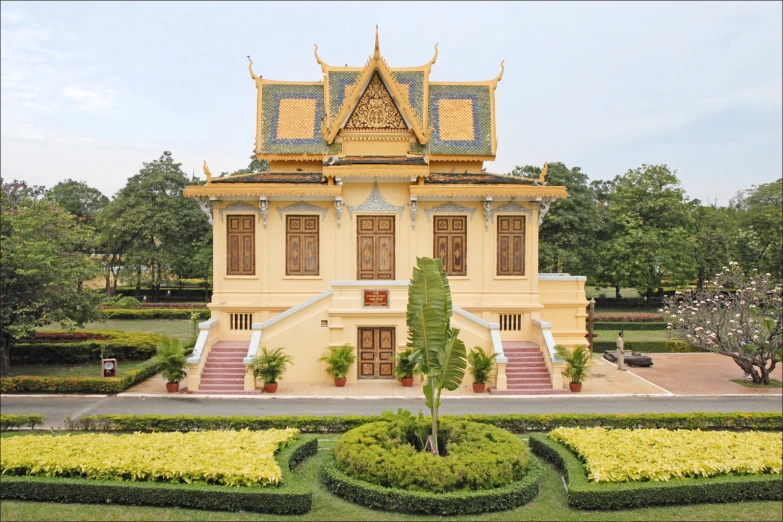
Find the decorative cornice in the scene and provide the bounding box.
[410,185,568,199]
[340,134,411,142]
[347,182,405,218]
[323,164,429,178]
[256,153,324,162]
[219,201,260,223]
[495,201,534,219]
[428,155,496,162]
[277,201,330,222]
[424,201,477,222]
[184,185,342,198]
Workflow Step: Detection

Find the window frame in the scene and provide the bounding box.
[226,214,256,276]
[432,215,468,277]
[496,215,526,277]
[285,214,320,276]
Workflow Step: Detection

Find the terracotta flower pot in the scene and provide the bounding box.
[569,382,582,393]
[165,382,179,393]
[401,377,414,387]
[472,382,486,393]
[264,382,278,393]
[334,377,347,387]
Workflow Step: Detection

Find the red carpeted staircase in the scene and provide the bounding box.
[489,341,570,395]
[191,341,260,395]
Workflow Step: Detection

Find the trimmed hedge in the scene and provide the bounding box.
[0,414,45,431]
[592,340,704,353]
[11,330,169,363]
[528,434,783,509]
[593,322,667,331]
[101,308,210,320]
[594,313,664,323]
[0,359,160,394]
[62,412,783,433]
[321,450,541,515]
[0,435,317,514]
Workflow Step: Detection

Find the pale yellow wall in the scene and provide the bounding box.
[539,276,589,349]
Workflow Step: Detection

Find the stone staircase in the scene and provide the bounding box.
[191,341,259,395]
[489,341,570,395]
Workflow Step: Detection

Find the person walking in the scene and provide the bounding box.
[616,331,626,371]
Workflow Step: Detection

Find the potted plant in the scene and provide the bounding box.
[555,345,591,392]
[393,350,420,386]
[152,337,187,393]
[251,346,294,393]
[317,344,356,387]
[467,346,496,393]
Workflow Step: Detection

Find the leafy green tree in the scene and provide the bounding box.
[511,163,602,278]
[1,178,45,205]
[691,203,739,290]
[407,257,467,456]
[731,179,782,282]
[604,164,696,305]
[219,148,269,177]
[45,179,109,225]
[0,187,101,377]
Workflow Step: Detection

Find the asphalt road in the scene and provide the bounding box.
[2,395,781,427]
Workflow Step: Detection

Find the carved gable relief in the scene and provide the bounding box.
[344,72,408,132]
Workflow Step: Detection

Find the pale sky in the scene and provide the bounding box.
[1,1,781,204]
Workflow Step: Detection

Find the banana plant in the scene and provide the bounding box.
[406,257,467,455]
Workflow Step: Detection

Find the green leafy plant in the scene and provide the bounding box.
[467,347,496,385]
[381,408,429,449]
[252,347,294,385]
[152,338,187,384]
[115,296,141,309]
[317,344,356,379]
[555,345,591,384]
[392,350,420,381]
[406,257,467,456]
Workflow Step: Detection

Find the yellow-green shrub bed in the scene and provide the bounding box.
[549,427,782,483]
[1,428,298,487]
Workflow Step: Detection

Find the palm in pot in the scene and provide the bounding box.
[393,349,421,386]
[317,344,356,387]
[554,345,591,392]
[152,338,187,393]
[467,346,496,393]
[251,346,293,393]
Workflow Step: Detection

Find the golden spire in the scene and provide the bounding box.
[203,160,213,183]
[247,56,259,80]
[373,25,380,60]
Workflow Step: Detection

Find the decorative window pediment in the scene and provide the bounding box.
[424,201,476,222]
[344,72,409,133]
[277,201,329,222]
[347,182,405,218]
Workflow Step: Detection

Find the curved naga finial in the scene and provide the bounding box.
[314,43,328,72]
[373,24,381,60]
[247,56,259,81]
[426,43,439,67]
[494,60,505,83]
[538,162,549,184]
[203,160,213,183]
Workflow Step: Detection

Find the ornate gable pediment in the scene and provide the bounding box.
[344,72,408,133]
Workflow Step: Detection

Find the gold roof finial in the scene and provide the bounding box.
[314,44,328,73]
[495,60,505,83]
[427,43,439,67]
[247,56,259,81]
[539,162,549,184]
[203,160,213,183]
[373,25,380,60]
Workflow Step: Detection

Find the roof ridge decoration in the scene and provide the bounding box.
[347,182,405,218]
[322,27,430,145]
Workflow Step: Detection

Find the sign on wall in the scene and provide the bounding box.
[363,289,389,308]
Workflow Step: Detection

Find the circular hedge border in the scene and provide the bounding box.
[320,452,542,515]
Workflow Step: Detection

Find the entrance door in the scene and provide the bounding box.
[358,327,395,378]
[357,215,395,280]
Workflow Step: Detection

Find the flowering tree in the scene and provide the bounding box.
[661,263,782,384]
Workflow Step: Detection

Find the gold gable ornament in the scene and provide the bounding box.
[344,73,408,132]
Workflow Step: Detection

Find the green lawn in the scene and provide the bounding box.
[1,436,780,521]
[730,379,783,389]
[7,360,148,379]
[593,330,669,342]
[40,319,194,339]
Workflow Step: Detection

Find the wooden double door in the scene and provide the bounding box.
[358,327,395,379]
[357,215,395,280]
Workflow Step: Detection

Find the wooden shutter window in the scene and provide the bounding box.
[227,215,255,275]
[497,216,525,276]
[433,216,467,276]
[286,215,319,276]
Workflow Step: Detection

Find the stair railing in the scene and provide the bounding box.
[531,318,564,390]
[452,305,508,391]
[185,318,220,391]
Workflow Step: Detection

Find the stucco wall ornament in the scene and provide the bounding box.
[495,201,534,221]
[347,182,405,219]
[409,199,419,230]
[424,201,476,222]
[537,198,555,226]
[334,197,344,228]
[483,198,493,231]
[259,198,269,228]
[277,201,330,222]
[219,201,259,223]
[198,199,215,225]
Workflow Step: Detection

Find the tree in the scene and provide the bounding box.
[99,151,211,300]
[219,148,269,177]
[662,262,781,384]
[690,202,739,290]
[511,163,602,278]
[731,179,782,282]
[604,165,696,305]
[1,178,45,205]
[406,257,467,456]
[0,187,101,377]
[45,179,109,225]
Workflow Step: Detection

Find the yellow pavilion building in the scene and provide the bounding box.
[183,30,588,395]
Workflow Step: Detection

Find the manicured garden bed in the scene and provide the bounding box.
[529,431,783,509]
[0,431,318,514]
